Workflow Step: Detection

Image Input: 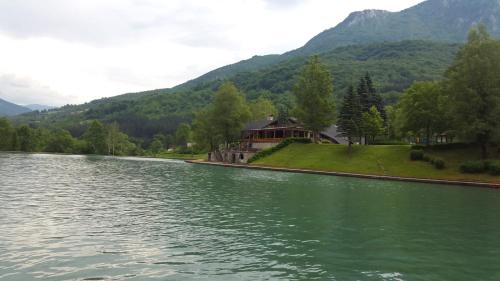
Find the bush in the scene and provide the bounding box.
[488,161,500,176]
[411,145,426,150]
[433,158,446,170]
[248,138,311,163]
[373,141,409,145]
[423,155,431,162]
[460,161,487,174]
[410,150,424,161]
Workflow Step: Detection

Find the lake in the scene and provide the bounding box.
[1,153,500,281]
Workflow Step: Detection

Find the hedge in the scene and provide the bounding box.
[247,138,311,163]
[460,161,488,174]
[410,150,424,161]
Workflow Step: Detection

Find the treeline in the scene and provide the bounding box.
[340,25,500,158]
[0,119,139,156]
[12,40,458,141]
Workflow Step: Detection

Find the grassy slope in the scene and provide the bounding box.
[253,144,500,183]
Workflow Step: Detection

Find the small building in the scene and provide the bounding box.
[208,115,349,164]
[240,116,313,151]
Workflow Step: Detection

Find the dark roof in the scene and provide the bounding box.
[320,125,349,145]
[243,119,275,130]
[243,117,299,131]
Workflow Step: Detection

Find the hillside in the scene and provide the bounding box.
[14,41,459,139]
[297,0,500,55]
[0,98,31,116]
[11,0,499,142]
[252,144,500,183]
[167,0,500,94]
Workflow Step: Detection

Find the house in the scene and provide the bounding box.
[207,115,349,164]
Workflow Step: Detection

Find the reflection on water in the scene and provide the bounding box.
[1,153,500,280]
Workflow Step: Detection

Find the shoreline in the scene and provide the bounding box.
[186,160,500,189]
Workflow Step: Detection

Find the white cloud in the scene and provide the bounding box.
[0,0,425,106]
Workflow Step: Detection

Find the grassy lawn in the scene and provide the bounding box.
[252,144,500,183]
[156,152,206,160]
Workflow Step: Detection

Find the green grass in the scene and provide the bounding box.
[252,144,500,183]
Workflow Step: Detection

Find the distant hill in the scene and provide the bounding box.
[168,0,500,94]
[14,41,459,138]
[0,98,31,116]
[11,0,500,140]
[25,104,56,111]
[296,0,500,55]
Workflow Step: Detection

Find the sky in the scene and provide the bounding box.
[0,0,425,106]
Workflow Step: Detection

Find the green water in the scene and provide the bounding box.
[1,153,499,281]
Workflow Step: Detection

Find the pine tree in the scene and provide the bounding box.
[364,73,386,122]
[338,86,362,153]
[357,77,370,113]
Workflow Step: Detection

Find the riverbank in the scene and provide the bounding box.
[187,144,500,188]
[187,160,500,188]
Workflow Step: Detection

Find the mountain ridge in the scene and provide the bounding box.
[0,98,31,116]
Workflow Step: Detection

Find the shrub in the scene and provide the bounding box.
[460,161,487,174]
[422,155,431,162]
[373,140,409,145]
[488,161,500,176]
[248,138,311,163]
[433,158,446,170]
[410,150,424,161]
[411,145,426,150]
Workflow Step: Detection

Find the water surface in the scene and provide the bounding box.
[1,153,500,280]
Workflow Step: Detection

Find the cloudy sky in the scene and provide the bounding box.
[0,0,425,106]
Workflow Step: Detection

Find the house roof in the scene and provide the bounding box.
[320,125,349,145]
[243,119,275,131]
[243,117,300,131]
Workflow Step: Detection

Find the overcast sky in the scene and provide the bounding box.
[0,0,425,106]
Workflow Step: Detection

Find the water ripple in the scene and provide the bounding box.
[1,153,500,280]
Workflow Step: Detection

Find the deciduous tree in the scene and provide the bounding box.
[293,56,335,142]
[445,25,500,158]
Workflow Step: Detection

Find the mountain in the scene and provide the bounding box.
[0,98,31,116]
[14,41,459,138]
[167,0,500,94]
[25,104,56,111]
[12,0,500,140]
[297,0,500,55]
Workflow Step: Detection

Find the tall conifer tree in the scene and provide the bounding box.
[338,86,362,152]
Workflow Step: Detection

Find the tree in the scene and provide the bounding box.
[445,25,500,158]
[175,123,192,147]
[16,125,38,152]
[277,104,290,124]
[360,106,384,144]
[45,129,76,153]
[364,73,386,122]
[398,81,447,146]
[83,120,107,154]
[0,118,15,151]
[149,139,163,155]
[248,97,277,121]
[106,122,120,155]
[338,86,362,153]
[293,56,335,142]
[211,82,251,148]
[192,107,219,151]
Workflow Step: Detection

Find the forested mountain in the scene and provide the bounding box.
[169,0,500,93]
[25,104,55,111]
[0,98,31,116]
[11,0,500,141]
[297,0,500,55]
[14,41,459,139]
